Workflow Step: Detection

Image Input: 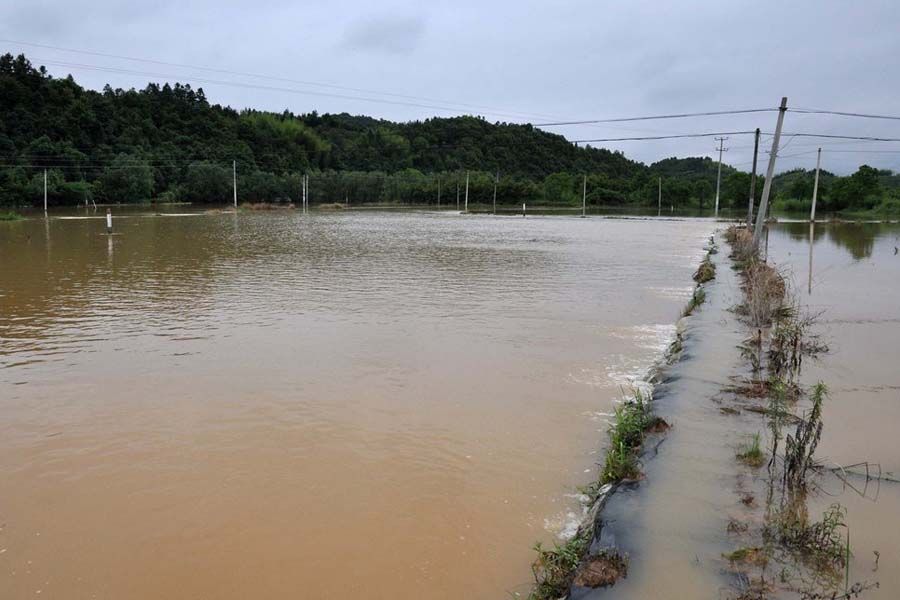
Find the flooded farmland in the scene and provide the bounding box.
[767,222,900,599]
[0,210,713,599]
[587,221,900,599]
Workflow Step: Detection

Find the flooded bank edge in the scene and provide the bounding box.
[526,233,722,599]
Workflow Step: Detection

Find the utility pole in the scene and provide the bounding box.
[657,177,662,216]
[43,169,48,213]
[582,175,587,218]
[753,97,788,248]
[810,148,822,222]
[493,171,498,214]
[747,128,760,227]
[714,137,728,217]
[233,160,237,208]
[464,171,469,213]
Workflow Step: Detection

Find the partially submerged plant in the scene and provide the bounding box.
[694,256,717,283]
[784,383,827,492]
[530,537,588,600]
[682,287,706,317]
[737,432,766,468]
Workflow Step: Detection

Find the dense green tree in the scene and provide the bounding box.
[96,154,153,202]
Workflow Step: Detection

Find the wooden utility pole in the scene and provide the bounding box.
[810,148,822,222]
[233,160,237,208]
[747,128,760,227]
[753,97,788,248]
[493,171,498,214]
[464,171,469,213]
[714,137,728,217]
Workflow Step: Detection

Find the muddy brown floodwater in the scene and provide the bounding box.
[0,209,712,599]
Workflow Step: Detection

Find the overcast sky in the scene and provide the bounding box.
[3,0,899,174]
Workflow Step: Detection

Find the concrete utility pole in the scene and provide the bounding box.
[582,175,587,218]
[810,148,822,222]
[493,171,498,214]
[657,177,662,215]
[43,169,48,213]
[714,137,728,217]
[753,97,788,248]
[464,171,469,213]
[747,128,760,227]
[233,160,237,208]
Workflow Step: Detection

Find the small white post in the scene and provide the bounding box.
[106,208,113,234]
[582,175,587,217]
[464,171,469,213]
[522,202,526,217]
[43,169,48,213]
[810,148,821,222]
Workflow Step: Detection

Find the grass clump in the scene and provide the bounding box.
[737,432,765,468]
[724,225,757,266]
[693,256,717,283]
[530,537,589,599]
[601,390,656,483]
[724,546,769,568]
[682,287,706,317]
[0,210,24,221]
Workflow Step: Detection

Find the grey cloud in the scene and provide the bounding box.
[342,14,426,55]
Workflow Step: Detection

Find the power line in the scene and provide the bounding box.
[2,38,561,123]
[789,107,900,121]
[534,109,777,127]
[574,131,756,143]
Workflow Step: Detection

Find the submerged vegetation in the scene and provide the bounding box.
[0,210,23,221]
[737,433,765,468]
[721,225,878,599]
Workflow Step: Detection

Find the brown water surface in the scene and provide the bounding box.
[768,222,900,598]
[0,209,713,599]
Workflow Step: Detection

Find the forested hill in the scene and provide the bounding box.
[2,52,895,213]
[0,53,731,207]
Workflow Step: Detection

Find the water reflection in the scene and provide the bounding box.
[778,221,899,260]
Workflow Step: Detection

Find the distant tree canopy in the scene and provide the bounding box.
[1,53,896,214]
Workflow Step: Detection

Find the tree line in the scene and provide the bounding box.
[1,53,896,214]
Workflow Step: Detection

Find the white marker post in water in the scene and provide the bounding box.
[522,202,526,218]
[106,208,113,234]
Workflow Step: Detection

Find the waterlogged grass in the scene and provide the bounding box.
[682,287,706,317]
[530,537,589,600]
[693,256,716,283]
[529,389,660,599]
[0,210,24,221]
[736,432,765,468]
[601,390,654,483]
